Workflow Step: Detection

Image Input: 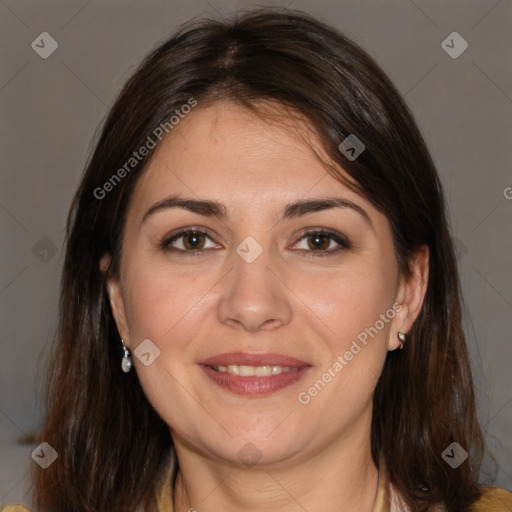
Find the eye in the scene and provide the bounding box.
[291,228,351,258]
[160,227,351,258]
[160,228,220,254]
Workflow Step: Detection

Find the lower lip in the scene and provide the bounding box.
[199,365,312,395]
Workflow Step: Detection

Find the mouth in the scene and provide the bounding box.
[197,352,312,396]
[207,364,300,376]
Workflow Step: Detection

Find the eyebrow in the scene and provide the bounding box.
[141,194,374,230]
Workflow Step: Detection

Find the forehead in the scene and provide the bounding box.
[130,101,361,211]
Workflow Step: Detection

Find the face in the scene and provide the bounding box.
[105,100,425,468]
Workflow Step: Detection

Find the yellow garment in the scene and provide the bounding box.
[3,463,511,512]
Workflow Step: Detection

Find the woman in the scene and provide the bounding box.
[4,7,511,512]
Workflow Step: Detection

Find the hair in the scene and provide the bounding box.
[31,7,486,512]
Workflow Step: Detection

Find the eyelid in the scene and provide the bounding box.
[160,226,351,255]
[293,226,350,245]
[161,226,221,251]
[290,227,351,256]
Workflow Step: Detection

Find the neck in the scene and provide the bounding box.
[171,420,379,512]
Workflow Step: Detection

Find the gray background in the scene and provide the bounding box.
[1,0,511,507]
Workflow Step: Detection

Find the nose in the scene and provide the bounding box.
[216,244,292,333]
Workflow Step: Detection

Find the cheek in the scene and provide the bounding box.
[293,258,395,407]
[119,260,210,431]
[121,257,213,345]
[297,257,396,347]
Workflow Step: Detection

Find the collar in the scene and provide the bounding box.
[372,456,389,512]
[158,456,391,511]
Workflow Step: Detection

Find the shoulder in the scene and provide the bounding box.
[0,506,31,512]
[470,486,512,511]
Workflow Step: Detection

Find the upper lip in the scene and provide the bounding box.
[198,352,311,368]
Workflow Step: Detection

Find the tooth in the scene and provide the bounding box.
[211,364,300,376]
[227,365,239,375]
[239,365,255,376]
[255,365,272,376]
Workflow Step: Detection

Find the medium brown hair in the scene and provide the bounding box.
[32,7,485,511]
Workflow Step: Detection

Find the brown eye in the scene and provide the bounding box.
[293,229,351,258]
[182,231,206,250]
[161,228,219,253]
[306,233,331,251]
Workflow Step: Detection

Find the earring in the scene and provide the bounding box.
[397,331,407,350]
[121,338,133,373]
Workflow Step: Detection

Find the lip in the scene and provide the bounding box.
[198,352,310,367]
[197,352,312,396]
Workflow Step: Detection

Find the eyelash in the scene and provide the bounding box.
[159,227,351,258]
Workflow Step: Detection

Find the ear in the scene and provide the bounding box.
[389,244,429,351]
[100,253,131,344]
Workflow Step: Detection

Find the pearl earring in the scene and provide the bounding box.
[121,338,133,373]
[397,331,407,350]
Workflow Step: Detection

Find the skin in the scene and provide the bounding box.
[103,101,429,512]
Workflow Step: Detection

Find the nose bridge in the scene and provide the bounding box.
[216,234,292,331]
[233,238,272,288]
[230,234,277,302]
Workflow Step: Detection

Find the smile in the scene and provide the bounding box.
[197,352,312,395]
[209,364,299,376]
